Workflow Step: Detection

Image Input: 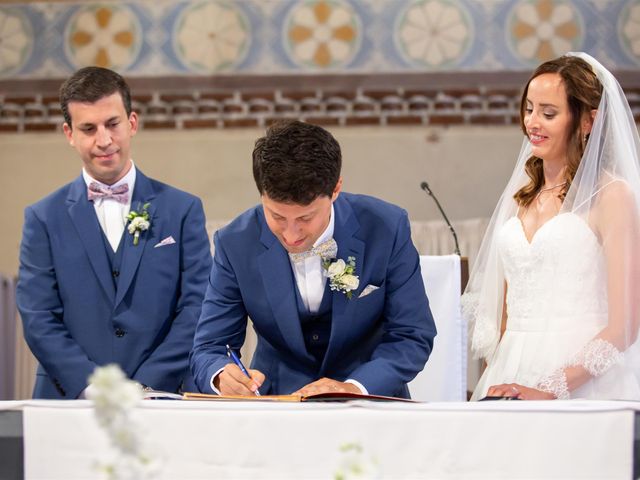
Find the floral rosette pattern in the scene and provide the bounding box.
[64,4,142,69]
[395,0,472,68]
[285,0,361,69]
[174,0,249,73]
[0,7,32,76]
[508,0,582,64]
[619,1,640,63]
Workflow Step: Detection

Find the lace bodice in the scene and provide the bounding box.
[497,213,608,331]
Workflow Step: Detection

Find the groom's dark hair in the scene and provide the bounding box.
[253,120,342,205]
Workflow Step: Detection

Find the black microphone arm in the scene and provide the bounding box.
[420,181,461,256]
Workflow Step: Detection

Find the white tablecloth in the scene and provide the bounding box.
[14,399,638,479]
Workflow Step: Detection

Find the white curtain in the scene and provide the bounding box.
[0,274,17,399]
[14,312,37,400]
[8,271,37,400]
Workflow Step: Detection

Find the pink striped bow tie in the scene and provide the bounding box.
[87,182,130,204]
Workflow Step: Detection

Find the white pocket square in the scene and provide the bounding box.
[358,284,380,298]
[154,236,176,248]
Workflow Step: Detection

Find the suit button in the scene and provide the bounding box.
[311,333,319,341]
[115,328,125,337]
[112,270,120,277]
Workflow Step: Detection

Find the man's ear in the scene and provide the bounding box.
[331,177,343,201]
[128,111,139,136]
[63,123,74,146]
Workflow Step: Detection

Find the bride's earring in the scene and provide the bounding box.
[581,132,588,149]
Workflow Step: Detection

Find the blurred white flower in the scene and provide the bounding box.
[334,442,380,479]
[87,364,160,479]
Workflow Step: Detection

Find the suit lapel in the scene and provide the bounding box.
[322,196,365,373]
[115,171,156,307]
[257,210,313,363]
[66,176,116,303]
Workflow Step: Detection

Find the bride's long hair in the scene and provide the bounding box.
[514,56,603,207]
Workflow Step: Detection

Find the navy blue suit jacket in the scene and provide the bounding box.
[191,193,436,397]
[17,170,212,398]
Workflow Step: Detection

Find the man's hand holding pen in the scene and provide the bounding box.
[214,363,265,396]
[217,345,264,396]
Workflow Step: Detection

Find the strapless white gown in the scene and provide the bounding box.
[472,213,640,400]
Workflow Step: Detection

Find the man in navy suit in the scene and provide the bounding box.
[191,121,436,398]
[17,67,212,399]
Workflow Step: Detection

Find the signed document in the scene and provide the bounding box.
[181,391,416,402]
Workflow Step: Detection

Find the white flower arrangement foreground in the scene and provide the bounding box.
[323,256,360,299]
[87,364,159,479]
[334,442,380,480]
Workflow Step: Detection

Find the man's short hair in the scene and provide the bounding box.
[59,66,132,128]
[252,120,342,205]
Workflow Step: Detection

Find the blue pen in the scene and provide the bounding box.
[225,344,261,396]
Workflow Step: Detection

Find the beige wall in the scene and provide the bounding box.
[0,125,522,275]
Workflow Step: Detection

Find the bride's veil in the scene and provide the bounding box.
[462,52,640,385]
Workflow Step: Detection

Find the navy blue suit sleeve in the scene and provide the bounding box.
[348,212,436,396]
[132,198,212,390]
[17,206,97,398]
[190,231,247,393]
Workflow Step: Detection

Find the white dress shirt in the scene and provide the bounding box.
[82,162,136,252]
[288,205,334,313]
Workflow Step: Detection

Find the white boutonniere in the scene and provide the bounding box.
[323,256,360,299]
[126,202,151,246]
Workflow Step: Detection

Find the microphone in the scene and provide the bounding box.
[420,181,461,256]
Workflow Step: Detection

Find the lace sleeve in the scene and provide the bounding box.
[571,338,623,376]
[536,338,622,399]
[462,291,501,360]
[536,369,570,400]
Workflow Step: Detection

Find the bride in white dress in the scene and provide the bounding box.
[464,53,640,400]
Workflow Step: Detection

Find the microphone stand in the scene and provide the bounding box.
[420,181,461,256]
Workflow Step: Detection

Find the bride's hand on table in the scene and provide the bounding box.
[486,383,556,400]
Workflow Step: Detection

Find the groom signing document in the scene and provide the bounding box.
[191,120,436,398]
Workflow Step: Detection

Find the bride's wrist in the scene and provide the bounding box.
[536,368,570,400]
